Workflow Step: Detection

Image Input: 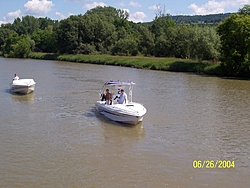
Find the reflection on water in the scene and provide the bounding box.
[10,92,35,103]
[0,57,250,187]
[101,121,145,141]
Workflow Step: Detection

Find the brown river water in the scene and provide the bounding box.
[0,57,250,187]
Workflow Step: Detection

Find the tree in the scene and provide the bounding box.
[3,33,31,58]
[85,6,129,23]
[217,13,250,77]
[150,15,176,57]
[56,13,117,54]
[56,15,84,54]
[174,24,192,58]
[190,25,220,61]
[12,16,40,35]
[38,17,58,30]
[10,38,31,58]
[81,14,116,53]
[238,4,250,15]
[154,34,169,57]
[0,27,16,51]
[111,37,138,56]
[137,25,155,56]
[32,28,57,52]
[150,16,176,38]
[117,9,129,20]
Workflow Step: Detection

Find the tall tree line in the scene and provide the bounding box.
[1,5,250,77]
[217,4,250,77]
[0,6,220,61]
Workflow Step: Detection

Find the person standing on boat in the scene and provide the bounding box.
[119,89,127,104]
[13,73,19,80]
[114,88,121,102]
[105,89,112,105]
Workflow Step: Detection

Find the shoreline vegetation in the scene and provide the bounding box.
[28,52,222,76]
[2,5,250,78]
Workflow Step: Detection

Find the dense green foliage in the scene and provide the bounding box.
[31,27,57,52]
[0,6,221,61]
[217,5,250,77]
[1,5,250,77]
[2,33,32,58]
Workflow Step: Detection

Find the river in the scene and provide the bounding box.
[0,57,249,187]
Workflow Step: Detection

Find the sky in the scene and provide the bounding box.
[1,0,250,24]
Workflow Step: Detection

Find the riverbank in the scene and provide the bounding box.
[29,52,221,75]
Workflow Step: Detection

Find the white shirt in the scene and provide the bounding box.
[119,92,127,104]
[13,76,19,80]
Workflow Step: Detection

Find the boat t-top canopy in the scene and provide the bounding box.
[100,81,136,102]
[104,81,136,86]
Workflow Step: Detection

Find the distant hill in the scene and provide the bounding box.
[171,13,234,24]
[140,13,235,26]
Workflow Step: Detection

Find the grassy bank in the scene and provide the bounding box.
[28,52,222,75]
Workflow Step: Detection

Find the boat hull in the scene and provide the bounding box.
[11,85,35,94]
[10,79,36,94]
[96,101,146,125]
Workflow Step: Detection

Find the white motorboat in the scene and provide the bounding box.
[10,79,36,94]
[96,81,147,124]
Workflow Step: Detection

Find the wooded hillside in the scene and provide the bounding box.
[171,13,232,24]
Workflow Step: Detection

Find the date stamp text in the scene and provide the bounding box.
[193,160,235,169]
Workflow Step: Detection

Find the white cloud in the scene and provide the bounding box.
[148,5,161,10]
[55,12,73,19]
[2,10,22,23]
[83,2,106,10]
[64,0,88,2]
[24,0,55,15]
[148,4,170,16]
[55,12,64,19]
[129,11,147,23]
[123,8,130,13]
[129,1,141,7]
[119,1,125,7]
[188,0,250,15]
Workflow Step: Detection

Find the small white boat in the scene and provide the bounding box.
[96,81,147,125]
[10,79,36,94]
